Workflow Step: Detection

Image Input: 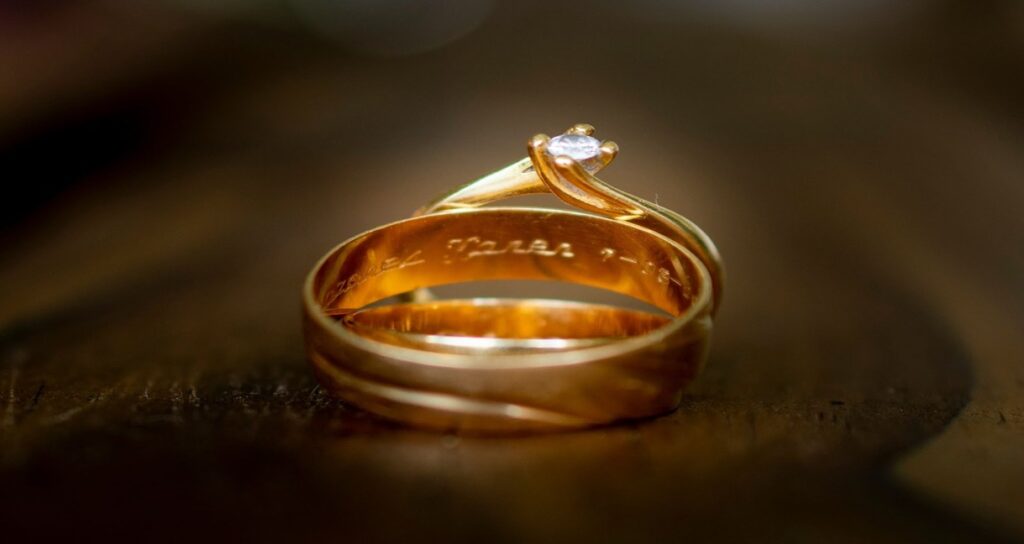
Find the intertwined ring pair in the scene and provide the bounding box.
[303,124,722,433]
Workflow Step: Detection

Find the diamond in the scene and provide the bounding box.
[546,133,603,173]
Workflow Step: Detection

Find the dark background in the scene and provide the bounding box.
[1,1,1022,542]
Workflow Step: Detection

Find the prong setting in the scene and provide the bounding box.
[529,134,550,152]
[567,123,596,136]
[553,156,576,169]
[599,141,619,166]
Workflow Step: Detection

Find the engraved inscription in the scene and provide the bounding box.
[600,247,687,292]
[445,237,575,263]
[324,250,425,307]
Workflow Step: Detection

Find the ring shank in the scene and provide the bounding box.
[346,299,671,353]
[304,208,713,432]
[314,208,702,317]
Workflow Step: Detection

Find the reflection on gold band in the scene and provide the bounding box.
[345,299,670,353]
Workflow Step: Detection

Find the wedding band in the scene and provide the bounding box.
[303,124,722,432]
[345,298,670,353]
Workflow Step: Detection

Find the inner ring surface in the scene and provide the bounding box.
[344,298,672,354]
[312,208,708,321]
[347,299,671,339]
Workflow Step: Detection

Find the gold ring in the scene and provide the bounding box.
[303,124,722,432]
[345,298,671,354]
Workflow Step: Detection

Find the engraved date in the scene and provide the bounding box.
[600,247,688,292]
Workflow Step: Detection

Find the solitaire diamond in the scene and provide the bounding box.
[546,133,603,173]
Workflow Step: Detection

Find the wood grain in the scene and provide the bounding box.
[1,1,1021,542]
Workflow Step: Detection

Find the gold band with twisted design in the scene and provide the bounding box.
[303,124,722,432]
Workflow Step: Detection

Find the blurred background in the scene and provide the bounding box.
[1,1,1022,542]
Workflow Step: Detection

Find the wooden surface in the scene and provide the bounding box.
[1,2,1022,542]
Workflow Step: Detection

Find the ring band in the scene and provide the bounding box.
[346,298,670,353]
[303,124,722,432]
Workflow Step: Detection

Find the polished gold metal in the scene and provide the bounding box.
[414,124,722,311]
[303,124,722,432]
[345,298,670,354]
